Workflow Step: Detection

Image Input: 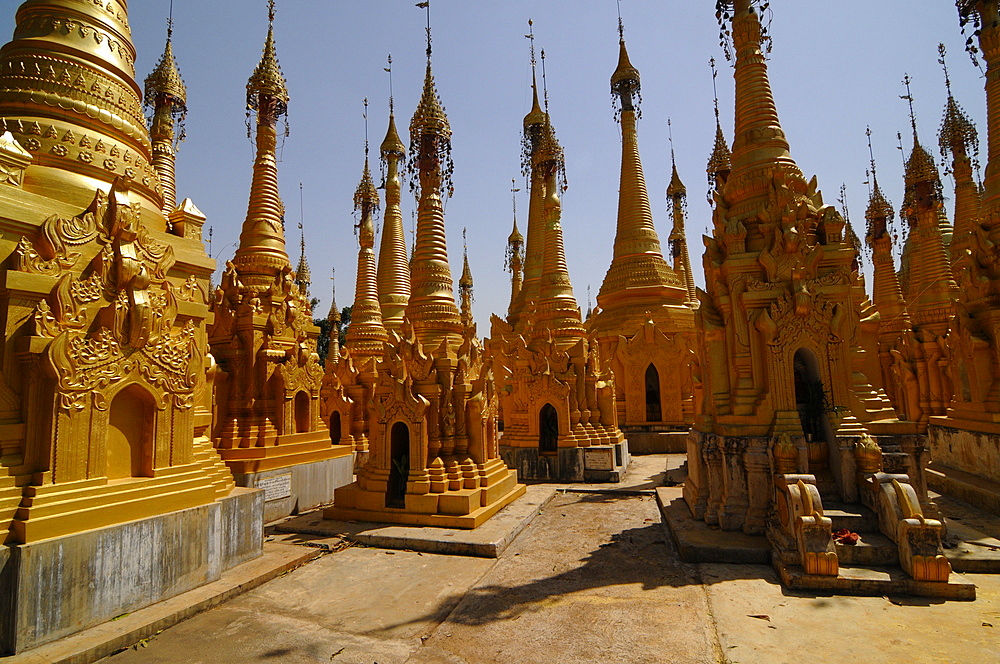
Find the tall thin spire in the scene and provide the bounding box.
[459,228,475,329]
[508,19,547,329]
[898,75,958,334]
[327,268,342,367]
[723,0,804,248]
[864,127,910,332]
[144,6,187,215]
[938,43,982,268]
[707,57,732,192]
[667,120,697,307]
[405,4,463,348]
[377,55,411,333]
[957,2,1000,220]
[506,179,525,317]
[594,26,686,326]
[295,182,312,295]
[346,120,387,360]
[233,0,291,287]
[533,81,585,342]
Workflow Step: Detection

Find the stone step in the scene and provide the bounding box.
[823,501,880,533]
[835,531,898,566]
[774,560,976,600]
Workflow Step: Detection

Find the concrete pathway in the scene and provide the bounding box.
[87,455,1000,664]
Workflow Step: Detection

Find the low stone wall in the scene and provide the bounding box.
[501,441,630,483]
[0,488,263,655]
[624,430,688,454]
[233,455,354,523]
[928,425,1000,486]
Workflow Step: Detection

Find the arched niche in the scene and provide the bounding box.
[106,384,155,479]
[294,390,310,434]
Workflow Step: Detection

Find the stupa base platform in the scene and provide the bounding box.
[324,474,526,530]
[220,436,355,522]
[282,484,553,556]
[500,440,631,482]
[0,486,263,655]
[773,560,976,600]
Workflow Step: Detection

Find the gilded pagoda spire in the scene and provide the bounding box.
[295,224,311,295]
[707,57,733,190]
[327,268,342,367]
[865,129,910,333]
[958,2,1000,221]
[459,229,475,329]
[898,74,958,333]
[404,14,463,349]
[937,43,982,267]
[724,0,805,248]
[506,179,525,318]
[346,134,388,360]
[0,0,165,221]
[532,65,586,342]
[666,126,697,307]
[144,15,187,215]
[593,31,685,328]
[233,0,291,287]
[377,56,411,333]
[508,20,547,330]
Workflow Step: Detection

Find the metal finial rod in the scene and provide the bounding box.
[167,0,174,40]
[299,181,305,233]
[839,183,850,223]
[416,1,431,60]
[527,19,537,72]
[511,178,521,222]
[363,97,369,157]
[463,227,468,254]
[207,226,213,258]
[385,54,394,114]
[900,73,918,140]
[541,48,549,112]
[896,131,906,169]
[267,0,275,25]
[668,118,676,165]
[617,0,624,41]
[938,43,953,97]
[710,57,720,120]
[866,125,877,181]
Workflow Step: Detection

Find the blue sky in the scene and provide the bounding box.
[0,2,987,331]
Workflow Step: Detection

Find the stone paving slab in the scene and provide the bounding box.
[275,484,557,558]
[6,543,318,664]
[703,562,1000,664]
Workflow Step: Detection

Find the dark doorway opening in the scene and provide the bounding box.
[539,403,558,454]
[793,348,829,443]
[329,411,341,445]
[386,422,409,508]
[645,363,662,422]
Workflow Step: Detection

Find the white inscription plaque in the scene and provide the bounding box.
[257,473,292,501]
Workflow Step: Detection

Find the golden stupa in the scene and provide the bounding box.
[326,31,524,527]
[491,29,628,482]
[207,3,353,523]
[586,31,698,455]
[0,0,261,653]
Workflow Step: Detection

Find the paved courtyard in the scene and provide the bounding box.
[95,456,1000,664]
